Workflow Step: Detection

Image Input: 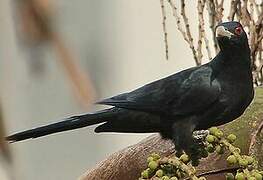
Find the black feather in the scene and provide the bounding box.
[6,108,116,142]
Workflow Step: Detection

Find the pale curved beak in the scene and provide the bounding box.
[216,26,234,39]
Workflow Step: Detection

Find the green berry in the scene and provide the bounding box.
[180,154,189,163]
[235,173,245,180]
[238,158,249,167]
[156,169,164,177]
[215,145,224,154]
[148,161,158,170]
[206,144,215,153]
[253,173,263,180]
[168,158,179,166]
[150,153,161,160]
[162,176,170,180]
[235,148,241,154]
[147,156,154,163]
[215,130,224,138]
[244,155,254,165]
[170,177,178,180]
[227,134,237,143]
[206,135,215,143]
[209,127,219,135]
[227,155,237,165]
[141,170,149,178]
[225,173,235,180]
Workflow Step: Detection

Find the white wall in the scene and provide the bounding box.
[0,0,198,180]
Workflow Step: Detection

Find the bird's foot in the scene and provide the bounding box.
[189,140,208,166]
[193,130,209,141]
[177,136,208,166]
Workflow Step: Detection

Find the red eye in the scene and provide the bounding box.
[235,26,242,35]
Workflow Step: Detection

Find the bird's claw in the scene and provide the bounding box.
[193,130,209,141]
[175,133,208,166]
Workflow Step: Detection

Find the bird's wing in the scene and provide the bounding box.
[171,66,221,115]
[97,66,221,115]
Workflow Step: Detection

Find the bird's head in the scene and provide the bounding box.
[216,21,249,52]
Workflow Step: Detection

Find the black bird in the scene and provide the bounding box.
[7,21,254,157]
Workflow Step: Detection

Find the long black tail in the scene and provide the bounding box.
[6,108,161,143]
[6,108,118,142]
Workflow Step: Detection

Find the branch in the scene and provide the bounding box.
[180,0,200,66]
[206,0,219,53]
[160,0,169,60]
[167,0,189,43]
[197,0,205,62]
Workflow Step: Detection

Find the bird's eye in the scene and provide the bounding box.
[234,26,242,35]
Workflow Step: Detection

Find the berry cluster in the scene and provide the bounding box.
[139,127,262,180]
[205,127,262,180]
[139,152,205,180]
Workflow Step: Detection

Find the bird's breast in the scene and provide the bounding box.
[217,78,254,123]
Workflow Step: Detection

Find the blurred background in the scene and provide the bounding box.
[0,0,197,179]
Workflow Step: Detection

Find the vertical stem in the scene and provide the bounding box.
[180,0,200,65]
[160,0,169,60]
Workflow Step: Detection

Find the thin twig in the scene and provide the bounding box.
[184,167,239,180]
[206,0,219,53]
[160,0,169,60]
[197,0,205,62]
[180,0,200,65]
[167,0,189,43]
[200,0,213,60]
[228,0,240,21]
[249,119,263,157]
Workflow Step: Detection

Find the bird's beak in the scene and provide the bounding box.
[216,26,234,39]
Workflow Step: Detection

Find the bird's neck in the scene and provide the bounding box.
[212,47,251,67]
[210,49,252,77]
